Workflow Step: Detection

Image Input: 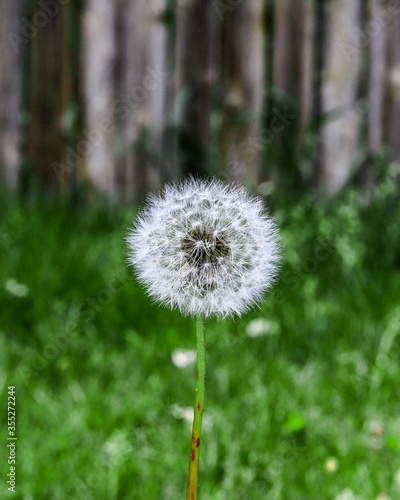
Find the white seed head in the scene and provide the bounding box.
[126,178,280,318]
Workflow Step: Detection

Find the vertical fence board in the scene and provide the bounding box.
[319,0,362,195]
[81,0,116,196]
[368,0,388,153]
[387,5,400,161]
[222,0,264,186]
[175,0,214,176]
[0,0,23,188]
[28,0,70,187]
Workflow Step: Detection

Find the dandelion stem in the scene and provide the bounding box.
[187,315,205,500]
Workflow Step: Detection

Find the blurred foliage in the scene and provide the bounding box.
[0,178,400,499]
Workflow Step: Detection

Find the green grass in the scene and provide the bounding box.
[1,183,400,499]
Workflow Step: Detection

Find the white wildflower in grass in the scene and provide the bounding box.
[246,317,279,338]
[5,278,29,298]
[335,489,358,500]
[170,404,194,424]
[171,349,197,368]
[127,177,280,318]
[102,431,133,467]
[126,177,280,499]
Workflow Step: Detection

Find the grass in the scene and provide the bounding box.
[0,181,400,499]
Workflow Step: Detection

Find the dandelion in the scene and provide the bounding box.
[127,178,279,318]
[126,177,280,499]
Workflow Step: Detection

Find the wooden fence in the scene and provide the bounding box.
[0,0,399,200]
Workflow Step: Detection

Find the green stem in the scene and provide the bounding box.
[187,315,205,500]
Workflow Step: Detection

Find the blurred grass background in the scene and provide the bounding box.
[1,176,400,499]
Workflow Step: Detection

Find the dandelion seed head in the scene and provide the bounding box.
[126,178,280,318]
